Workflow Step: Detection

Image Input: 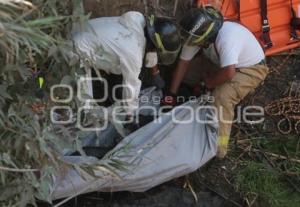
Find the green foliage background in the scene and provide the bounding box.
[0,0,85,205]
[235,161,300,207]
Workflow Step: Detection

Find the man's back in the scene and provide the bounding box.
[72,11,146,74]
[215,21,265,68]
[72,11,147,113]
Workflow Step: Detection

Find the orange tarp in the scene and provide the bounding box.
[198,0,300,55]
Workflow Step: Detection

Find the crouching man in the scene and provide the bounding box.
[163,7,269,158]
[72,11,181,130]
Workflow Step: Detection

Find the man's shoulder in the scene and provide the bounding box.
[216,21,255,46]
[222,21,247,30]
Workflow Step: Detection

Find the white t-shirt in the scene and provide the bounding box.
[180,22,265,68]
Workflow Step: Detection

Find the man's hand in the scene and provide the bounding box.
[150,66,165,89]
[152,73,165,89]
[204,77,215,89]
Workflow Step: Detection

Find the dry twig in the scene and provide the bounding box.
[0,166,39,173]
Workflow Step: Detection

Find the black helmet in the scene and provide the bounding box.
[180,6,223,46]
[146,15,182,65]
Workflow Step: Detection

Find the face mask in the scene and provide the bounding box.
[157,47,181,65]
[154,33,181,65]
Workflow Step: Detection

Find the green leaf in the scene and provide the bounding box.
[0,85,13,100]
[24,16,66,29]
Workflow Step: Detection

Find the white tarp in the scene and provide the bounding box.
[72,11,146,113]
[51,99,218,200]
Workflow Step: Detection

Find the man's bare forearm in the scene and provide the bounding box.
[170,59,190,94]
[205,65,236,89]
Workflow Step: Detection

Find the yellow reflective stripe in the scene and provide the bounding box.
[149,15,155,26]
[218,136,229,147]
[192,22,215,44]
[154,33,166,52]
[38,77,44,88]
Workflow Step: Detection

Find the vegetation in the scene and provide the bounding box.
[235,161,300,207]
[0,0,89,206]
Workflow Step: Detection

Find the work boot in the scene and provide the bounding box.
[216,136,229,159]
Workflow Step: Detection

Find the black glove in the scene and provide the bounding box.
[152,73,165,89]
[161,91,177,106]
[161,91,177,113]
